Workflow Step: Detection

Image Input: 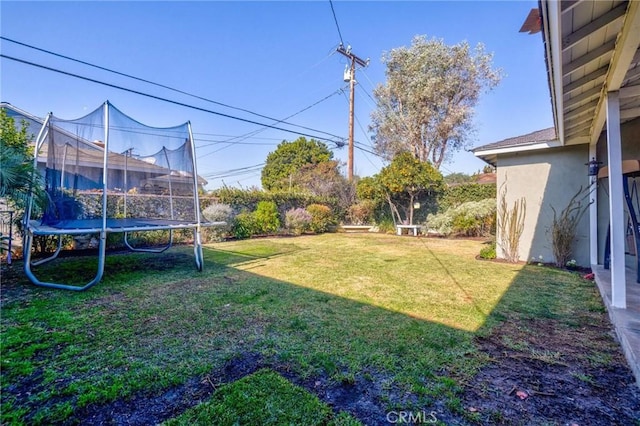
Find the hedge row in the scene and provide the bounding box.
[438,183,496,211]
[209,187,341,219]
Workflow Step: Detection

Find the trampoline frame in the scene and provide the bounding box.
[23,102,222,291]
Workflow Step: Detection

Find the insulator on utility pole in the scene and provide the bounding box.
[336,44,368,181]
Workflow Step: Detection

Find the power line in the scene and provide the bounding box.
[0,36,342,140]
[197,87,347,159]
[193,133,284,141]
[1,53,346,145]
[197,139,278,147]
[217,86,347,145]
[356,82,377,107]
[202,163,265,180]
[328,0,344,46]
[338,87,382,157]
[204,163,264,176]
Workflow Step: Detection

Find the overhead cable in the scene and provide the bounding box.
[0,54,344,144]
[328,0,345,46]
[0,36,342,139]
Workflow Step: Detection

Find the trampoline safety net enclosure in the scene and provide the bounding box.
[24,101,223,291]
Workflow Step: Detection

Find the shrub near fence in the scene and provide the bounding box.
[253,201,281,235]
[285,208,312,235]
[210,187,341,222]
[306,204,335,233]
[426,198,496,237]
[439,183,496,211]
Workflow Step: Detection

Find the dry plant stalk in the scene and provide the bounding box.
[498,182,526,263]
[550,186,591,268]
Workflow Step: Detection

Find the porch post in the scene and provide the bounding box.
[589,144,599,265]
[606,91,626,308]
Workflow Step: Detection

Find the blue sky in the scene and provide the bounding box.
[1,1,553,189]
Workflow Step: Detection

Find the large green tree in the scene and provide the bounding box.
[370,36,502,169]
[261,137,333,191]
[360,152,444,225]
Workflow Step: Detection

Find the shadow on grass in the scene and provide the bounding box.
[1,237,638,425]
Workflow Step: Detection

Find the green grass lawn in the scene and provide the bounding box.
[0,233,607,424]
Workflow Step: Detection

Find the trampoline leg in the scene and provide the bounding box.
[194,228,203,272]
[24,231,107,291]
[30,235,63,266]
[124,229,173,253]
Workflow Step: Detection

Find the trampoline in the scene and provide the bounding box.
[23,101,223,291]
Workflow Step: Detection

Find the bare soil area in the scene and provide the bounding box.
[461,319,639,425]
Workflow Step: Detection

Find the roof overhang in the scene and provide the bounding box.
[542,0,640,146]
[474,139,562,166]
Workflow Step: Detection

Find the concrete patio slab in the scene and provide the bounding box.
[592,264,640,387]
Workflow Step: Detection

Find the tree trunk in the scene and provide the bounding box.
[409,194,415,225]
[386,194,402,225]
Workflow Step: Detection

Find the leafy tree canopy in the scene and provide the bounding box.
[361,152,444,225]
[294,160,355,212]
[0,109,45,212]
[443,172,475,185]
[261,137,333,191]
[370,36,502,169]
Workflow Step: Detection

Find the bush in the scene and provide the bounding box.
[285,208,312,235]
[377,218,396,234]
[479,241,496,259]
[346,200,377,225]
[232,211,257,239]
[202,203,234,242]
[549,187,589,268]
[209,187,341,221]
[254,201,281,234]
[439,183,496,210]
[202,203,234,223]
[427,198,496,237]
[426,210,454,236]
[306,204,335,233]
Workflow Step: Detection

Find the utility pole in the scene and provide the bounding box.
[337,44,368,181]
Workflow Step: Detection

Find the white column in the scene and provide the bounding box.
[589,144,599,265]
[606,91,626,308]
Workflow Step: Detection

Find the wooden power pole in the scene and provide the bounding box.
[337,44,368,181]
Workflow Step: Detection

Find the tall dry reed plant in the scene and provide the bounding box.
[498,181,526,263]
[550,186,591,268]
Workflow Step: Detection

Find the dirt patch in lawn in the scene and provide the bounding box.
[461,319,640,425]
[72,352,266,425]
[70,353,390,425]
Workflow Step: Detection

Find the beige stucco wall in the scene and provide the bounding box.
[496,144,590,266]
[595,117,640,266]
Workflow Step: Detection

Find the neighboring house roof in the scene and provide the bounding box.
[473,127,559,166]
[1,102,208,187]
[474,172,497,184]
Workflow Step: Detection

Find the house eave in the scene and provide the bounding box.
[474,139,563,167]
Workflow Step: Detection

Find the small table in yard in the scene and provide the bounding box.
[396,224,421,236]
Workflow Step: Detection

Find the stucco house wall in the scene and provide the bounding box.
[496,144,590,266]
[595,117,640,266]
